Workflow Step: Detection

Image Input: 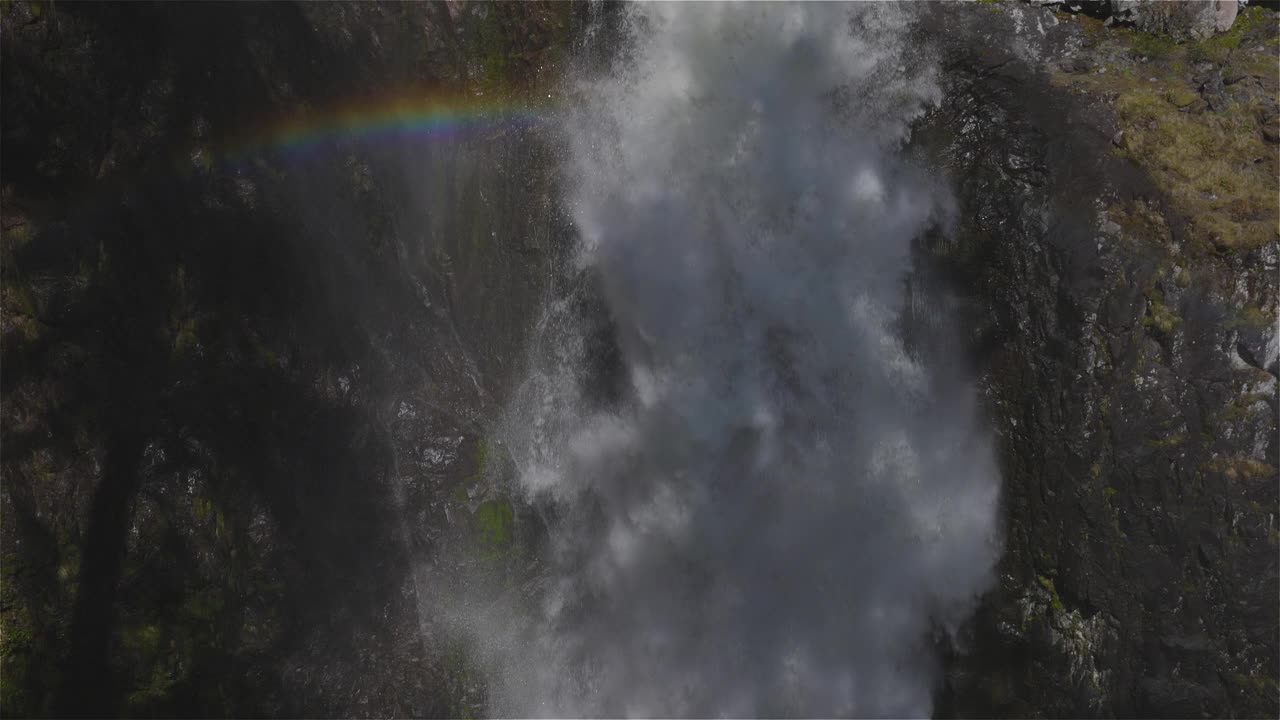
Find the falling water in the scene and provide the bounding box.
[446,4,1002,716]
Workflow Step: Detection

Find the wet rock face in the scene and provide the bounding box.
[916,4,1278,718]
[1,1,1275,716]
[1,2,576,716]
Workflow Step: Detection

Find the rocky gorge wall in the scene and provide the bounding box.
[1,2,580,715]
[915,3,1278,717]
[0,1,1276,717]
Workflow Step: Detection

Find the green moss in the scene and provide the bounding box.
[1185,6,1274,64]
[1060,41,1279,254]
[1108,200,1172,246]
[1101,484,1123,552]
[443,641,479,719]
[1146,432,1187,449]
[469,207,492,259]
[1142,288,1181,334]
[1230,671,1280,699]
[124,658,182,713]
[1233,5,1277,36]
[1186,38,1230,66]
[1037,575,1065,615]
[1164,87,1199,108]
[120,624,162,655]
[452,437,493,505]
[6,283,39,319]
[193,146,212,171]
[119,621,183,714]
[184,589,225,621]
[2,221,33,249]
[1242,48,1279,77]
[248,334,278,368]
[444,641,468,673]
[471,438,489,482]
[1221,399,1259,424]
[173,317,199,356]
[1205,456,1276,480]
[1231,304,1273,331]
[1130,30,1178,60]
[474,498,513,550]
[0,575,34,714]
[1071,13,1109,35]
[55,555,78,588]
[465,7,514,94]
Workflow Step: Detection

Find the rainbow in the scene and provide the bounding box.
[218,89,558,164]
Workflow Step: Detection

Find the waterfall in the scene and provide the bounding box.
[453,4,1002,716]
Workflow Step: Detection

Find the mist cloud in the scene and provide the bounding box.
[458,4,1000,716]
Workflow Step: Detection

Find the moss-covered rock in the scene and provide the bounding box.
[473,498,514,552]
[1053,6,1279,253]
[923,4,1277,717]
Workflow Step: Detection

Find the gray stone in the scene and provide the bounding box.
[1109,0,1239,40]
[1215,0,1240,32]
[1223,65,1248,85]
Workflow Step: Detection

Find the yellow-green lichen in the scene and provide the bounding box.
[1146,432,1188,449]
[1056,19,1279,254]
[0,570,34,714]
[1185,6,1276,64]
[1229,671,1280,701]
[474,498,513,551]
[442,639,482,719]
[1142,288,1182,334]
[1037,574,1066,615]
[1127,30,1178,60]
[173,317,199,357]
[1205,456,1276,480]
[471,438,489,483]
[1231,304,1273,331]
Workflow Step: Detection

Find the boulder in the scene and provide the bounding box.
[1109,0,1238,40]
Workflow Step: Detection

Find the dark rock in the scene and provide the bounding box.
[0,1,580,717]
[1138,676,1218,718]
[919,5,1278,719]
[1162,631,1213,653]
[1062,55,1093,74]
[1198,72,1227,110]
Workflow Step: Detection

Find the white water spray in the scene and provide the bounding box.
[461,4,1001,716]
